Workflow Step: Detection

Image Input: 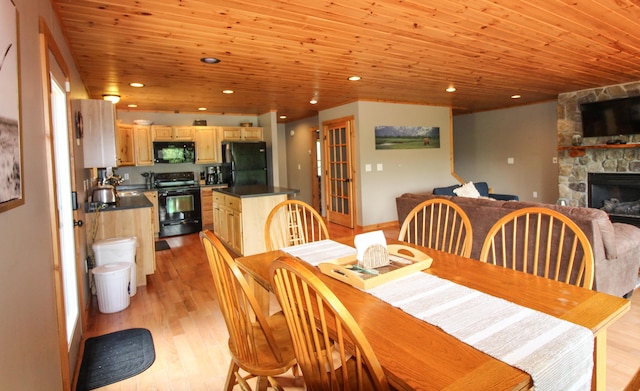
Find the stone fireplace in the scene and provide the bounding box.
[557,81,640,211]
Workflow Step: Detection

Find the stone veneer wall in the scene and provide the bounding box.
[557,81,640,207]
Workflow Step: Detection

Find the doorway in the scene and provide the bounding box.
[322,117,356,228]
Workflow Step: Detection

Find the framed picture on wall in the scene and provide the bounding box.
[0,0,24,213]
[375,125,440,150]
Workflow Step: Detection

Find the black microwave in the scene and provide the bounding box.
[153,141,196,164]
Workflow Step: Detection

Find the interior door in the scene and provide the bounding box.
[323,117,356,228]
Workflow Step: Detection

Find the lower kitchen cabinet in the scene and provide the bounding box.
[143,190,159,236]
[201,187,213,230]
[213,191,287,256]
[86,202,156,286]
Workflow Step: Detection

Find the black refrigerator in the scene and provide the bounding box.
[222,141,269,186]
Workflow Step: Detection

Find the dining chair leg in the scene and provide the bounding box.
[224,362,239,391]
[256,376,269,391]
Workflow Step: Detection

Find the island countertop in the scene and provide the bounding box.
[215,185,300,198]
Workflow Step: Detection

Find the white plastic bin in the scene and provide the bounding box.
[92,262,131,313]
[92,236,137,296]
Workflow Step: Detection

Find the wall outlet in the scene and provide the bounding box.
[123,173,130,180]
[365,164,372,172]
[533,191,538,198]
[377,163,383,171]
[507,157,515,164]
[552,157,558,164]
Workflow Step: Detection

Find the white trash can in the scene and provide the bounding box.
[92,236,137,296]
[92,262,132,313]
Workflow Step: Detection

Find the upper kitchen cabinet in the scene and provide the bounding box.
[194,126,219,164]
[133,125,154,166]
[152,125,195,141]
[219,126,263,141]
[116,124,135,166]
[73,99,117,168]
[116,124,153,166]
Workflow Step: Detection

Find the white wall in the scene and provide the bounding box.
[284,116,320,203]
[0,0,87,389]
[453,101,559,204]
[319,101,454,227]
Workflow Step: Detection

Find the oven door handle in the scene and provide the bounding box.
[162,220,201,226]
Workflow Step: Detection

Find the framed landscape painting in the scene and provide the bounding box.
[375,125,440,150]
[0,0,24,213]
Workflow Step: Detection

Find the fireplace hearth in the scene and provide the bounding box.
[588,173,640,227]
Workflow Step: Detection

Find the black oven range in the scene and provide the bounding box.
[154,171,202,237]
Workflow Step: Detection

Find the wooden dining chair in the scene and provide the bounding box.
[264,200,330,251]
[398,198,473,257]
[199,230,297,391]
[479,207,595,289]
[270,256,391,391]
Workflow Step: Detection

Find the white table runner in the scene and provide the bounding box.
[368,272,594,391]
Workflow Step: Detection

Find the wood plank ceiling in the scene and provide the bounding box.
[51,0,640,122]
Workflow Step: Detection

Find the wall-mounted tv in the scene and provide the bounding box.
[580,96,640,138]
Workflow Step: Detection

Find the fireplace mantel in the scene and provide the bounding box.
[557,143,640,157]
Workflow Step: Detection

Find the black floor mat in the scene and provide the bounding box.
[155,240,170,251]
[76,328,155,390]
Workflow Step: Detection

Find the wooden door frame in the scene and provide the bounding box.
[39,18,84,391]
[322,116,357,228]
[309,127,320,213]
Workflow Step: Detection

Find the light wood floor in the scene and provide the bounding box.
[77,224,640,390]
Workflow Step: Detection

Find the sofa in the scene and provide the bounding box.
[432,181,519,201]
[396,192,640,297]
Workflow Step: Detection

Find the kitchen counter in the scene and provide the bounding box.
[215,185,299,198]
[85,194,152,213]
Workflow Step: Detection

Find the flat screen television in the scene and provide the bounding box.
[580,96,640,138]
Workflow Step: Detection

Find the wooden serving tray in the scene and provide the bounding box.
[318,244,433,290]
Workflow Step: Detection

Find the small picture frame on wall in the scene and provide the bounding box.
[0,0,24,213]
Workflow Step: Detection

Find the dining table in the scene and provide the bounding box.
[235,235,630,391]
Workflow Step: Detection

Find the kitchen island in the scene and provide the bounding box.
[212,186,299,256]
[85,194,155,287]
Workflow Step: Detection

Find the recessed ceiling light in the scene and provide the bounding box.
[198,107,207,111]
[127,104,138,108]
[348,76,361,81]
[102,94,120,104]
[222,89,234,94]
[201,57,221,64]
[446,86,456,92]
[279,115,287,119]
[310,98,318,104]
[511,94,522,99]
[129,82,144,88]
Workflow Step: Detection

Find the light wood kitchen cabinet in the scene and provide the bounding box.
[73,99,118,168]
[219,126,263,141]
[213,191,287,256]
[86,203,156,286]
[212,191,229,244]
[134,125,154,166]
[152,125,195,141]
[201,187,213,230]
[143,190,159,235]
[195,126,220,164]
[116,124,135,166]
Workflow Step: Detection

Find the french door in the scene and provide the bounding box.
[323,117,356,228]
